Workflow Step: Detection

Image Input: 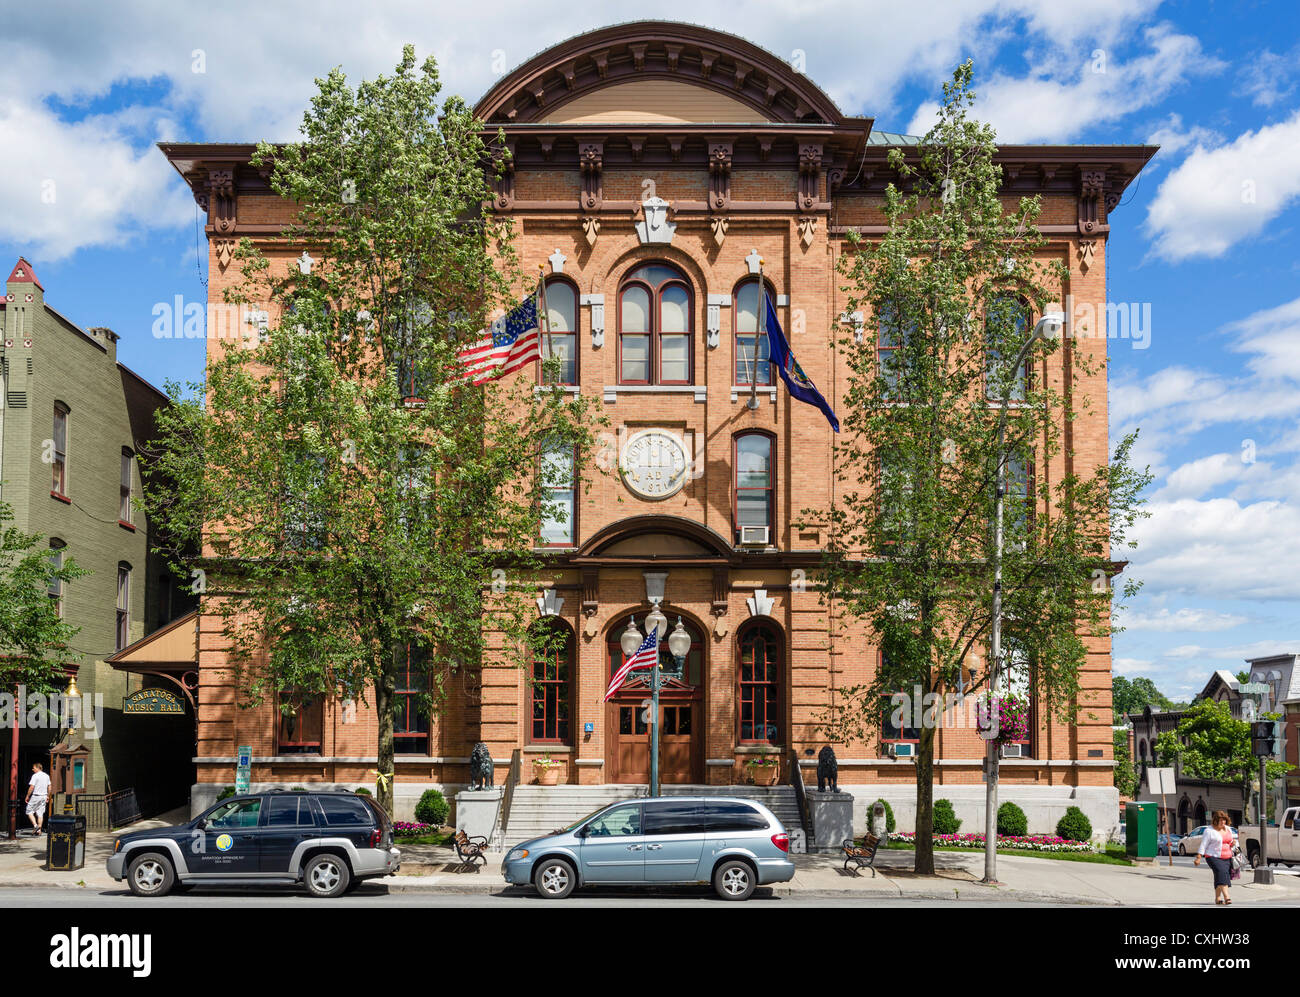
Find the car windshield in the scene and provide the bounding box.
[560,805,617,834]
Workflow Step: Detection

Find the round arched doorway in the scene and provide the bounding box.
[604,612,705,785]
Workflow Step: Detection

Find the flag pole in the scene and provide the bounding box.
[536,263,553,383]
[747,257,763,411]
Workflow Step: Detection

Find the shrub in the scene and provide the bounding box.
[216,786,236,802]
[997,801,1028,837]
[1056,806,1092,842]
[933,799,961,835]
[415,789,449,827]
[354,787,372,796]
[290,786,307,792]
[870,798,896,834]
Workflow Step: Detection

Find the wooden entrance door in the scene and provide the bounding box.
[607,694,699,784]
[606,616,704,785]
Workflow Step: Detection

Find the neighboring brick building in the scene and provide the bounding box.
[0,258,188,826]
[162,22,1154,831]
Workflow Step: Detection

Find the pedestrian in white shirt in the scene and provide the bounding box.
[1193,810,1236,905]
[25,762,51,835]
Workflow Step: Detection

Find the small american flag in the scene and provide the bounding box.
[604,627,659,701]
[454,291,542,385]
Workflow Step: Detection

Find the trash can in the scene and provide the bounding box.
[46,814,87,871]
[1125,801,1157,859]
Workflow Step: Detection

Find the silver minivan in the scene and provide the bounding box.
[501,796,796,900]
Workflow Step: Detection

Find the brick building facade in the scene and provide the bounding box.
[162,22,1154,831]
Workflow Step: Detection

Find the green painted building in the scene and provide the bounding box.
[1,257,191,824]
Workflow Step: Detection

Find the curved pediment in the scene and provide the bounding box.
[475,21,847,127]
[577,515,735,560]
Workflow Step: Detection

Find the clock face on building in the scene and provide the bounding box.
[620,429,690,500]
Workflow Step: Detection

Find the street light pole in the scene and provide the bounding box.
[644,604,668,798]
[982,311,1060,885]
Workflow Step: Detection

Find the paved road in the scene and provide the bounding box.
[1,885,1079,907]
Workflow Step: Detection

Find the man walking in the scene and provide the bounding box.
[25,763,50,835]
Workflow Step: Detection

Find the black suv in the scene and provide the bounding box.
[107,790,400,898]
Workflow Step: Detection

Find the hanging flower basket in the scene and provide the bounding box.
[977,693,1030,746]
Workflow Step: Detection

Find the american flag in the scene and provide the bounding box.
[604,627,659,701]
[454,291,542,385]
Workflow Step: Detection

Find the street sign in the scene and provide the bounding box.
[123,688,185,715]
[235,745,251,795]
[1148,766,1176,795]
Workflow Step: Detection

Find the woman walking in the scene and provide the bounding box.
[1193,810,1237,905]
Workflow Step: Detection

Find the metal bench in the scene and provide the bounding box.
[842,833,881,877]
[452,829,489,869]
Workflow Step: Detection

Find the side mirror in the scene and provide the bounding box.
[575,826,587,839]
[194,819,207,830]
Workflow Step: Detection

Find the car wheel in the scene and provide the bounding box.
[1177,843,1185,856]
[304,854,351,898]
[533,858,576,900]
[127,852,175,898]
[714,860,756,901]
[1247,845,1261,869]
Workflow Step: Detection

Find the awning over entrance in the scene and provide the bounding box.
[106,610,199,709]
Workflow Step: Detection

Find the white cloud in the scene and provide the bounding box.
[1146,112,1222,158]
[0,0,1180,257]
[1145,109,1300,261]
[907,23,1219,142]
[1119,607,1248,632]
[1113,656,1157,673]
[1130,497,1300,600]
[0,98,192,259]
[1235,47,1299,108]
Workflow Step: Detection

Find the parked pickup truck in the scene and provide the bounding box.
[1240,806,1300,868]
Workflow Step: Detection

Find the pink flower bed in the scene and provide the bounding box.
[393,821,437,837]
[888,831,1092,853]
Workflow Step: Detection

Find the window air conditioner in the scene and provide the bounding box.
[739,526,770,546]
[889,742,915,758]
[1001,743,1025,758]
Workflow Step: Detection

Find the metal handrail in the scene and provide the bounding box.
[789,748,811,841]
[497,748,522,846]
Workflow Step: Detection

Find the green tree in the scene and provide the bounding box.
[1113,675,1179,717]
[1113,729,1139,798]
[1155,700,1290,817]
[0,496,86,696]
[142,48,600,815]
[814,62,1150,875]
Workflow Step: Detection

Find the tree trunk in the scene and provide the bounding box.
[374,666,396,817]
[914,723,937,874]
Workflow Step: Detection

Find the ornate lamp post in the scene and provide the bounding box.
[626,607,694,798]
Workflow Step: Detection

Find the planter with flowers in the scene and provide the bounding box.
[743,750,780,785]
[977,693,1030,755]
[532,754,563,786]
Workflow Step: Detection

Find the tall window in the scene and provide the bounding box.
[734,433,774,544]
[985,295,1031,401]
[877,303,915,399]
[48,539,66,619]
[541,278,578,385]
[115,563,131,651]
[283,446,327,551]
[998,646,1034,757]
[618,263,692,385]
[881,653,922,745]
[277,691,323,753]
[119,448,134,525]
[734,278,773,386]
[738,622,781,744]
[531,621,573,744]
[879,451,915,549]
[394,644,430,754]
[52,403,69,497]
[394,299,434,402]
[539,439,577,546]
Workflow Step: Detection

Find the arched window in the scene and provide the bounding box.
[541,277,578,385]
[734,278,774,386]
[394,643,430,754]
[115,562,131,651]
[119,447,134,525]
[738,622,782,745]
[48,539,66,619]
[531,620,573,744]
[985,295,1032,401]
[52,402,69,498]
[618,262,693,385]
[734,432,774,545]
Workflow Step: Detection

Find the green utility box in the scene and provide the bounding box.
[1126,801,1157,859]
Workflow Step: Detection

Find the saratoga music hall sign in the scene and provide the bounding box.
[160,21,1152,832]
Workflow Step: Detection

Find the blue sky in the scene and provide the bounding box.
[3,1,1298,701]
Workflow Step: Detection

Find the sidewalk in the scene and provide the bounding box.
[3,831,1298,905]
